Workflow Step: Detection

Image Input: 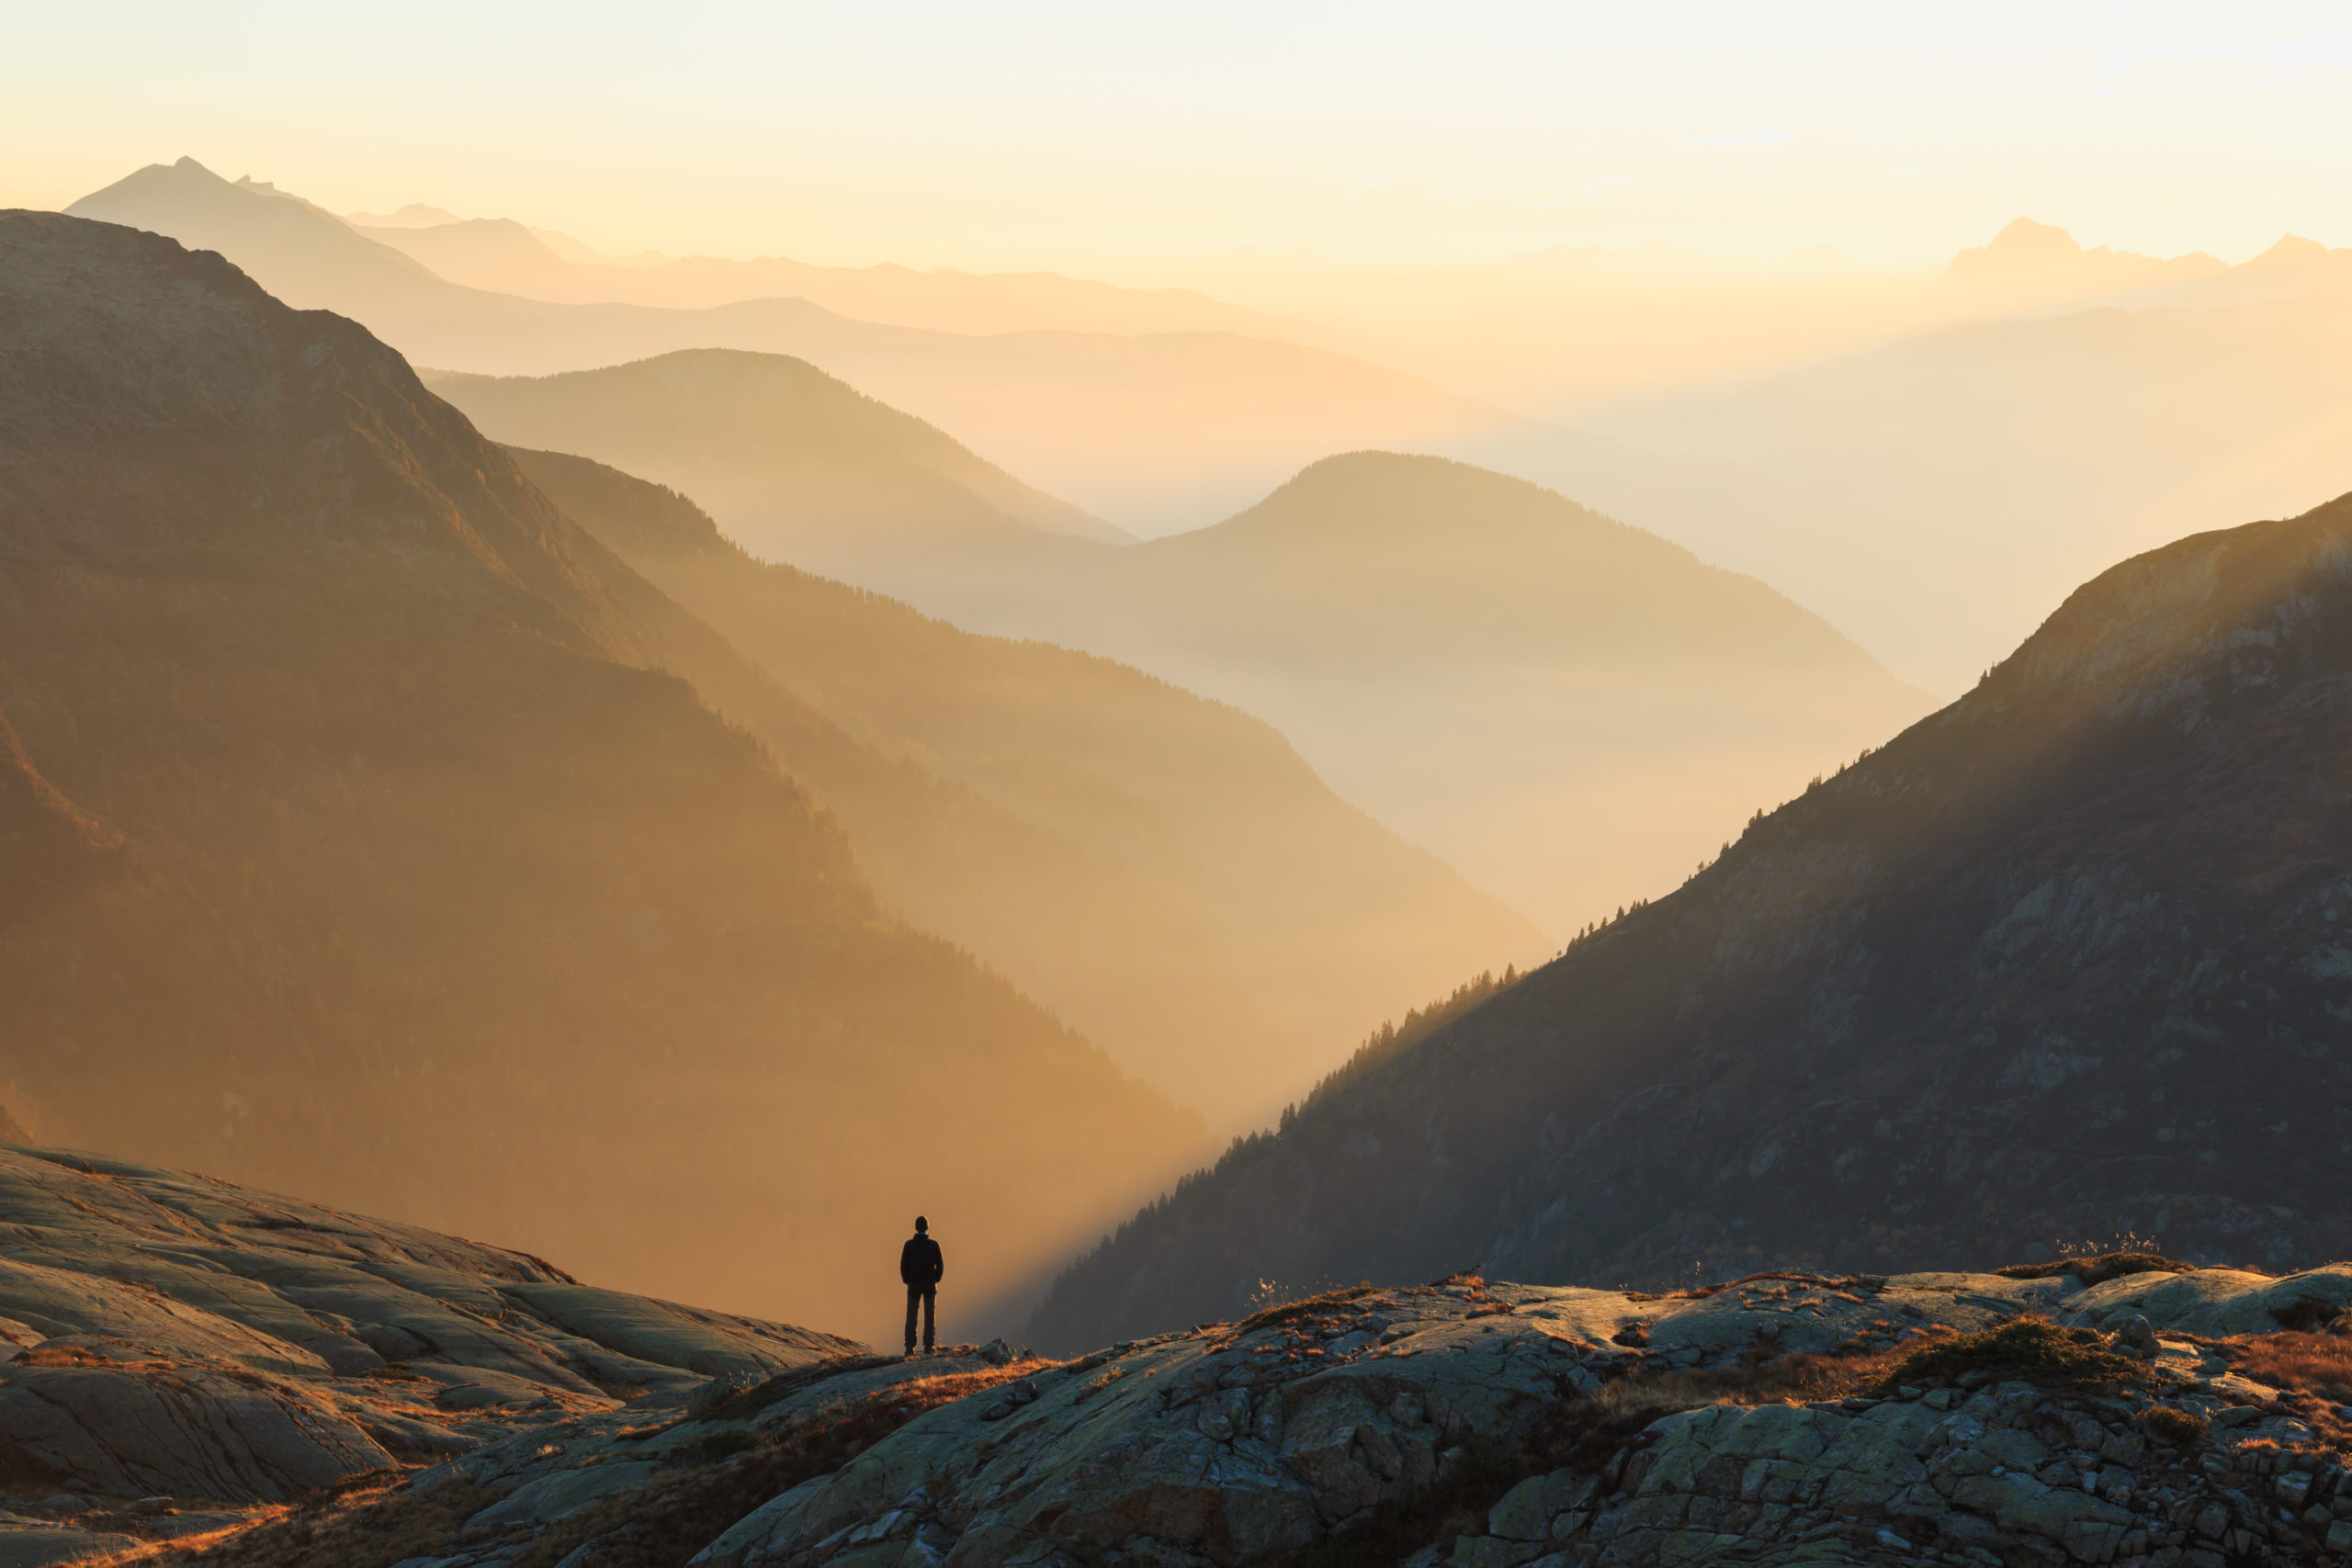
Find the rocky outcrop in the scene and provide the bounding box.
[0,1142,857,1561]
[160,1257,2352,1568]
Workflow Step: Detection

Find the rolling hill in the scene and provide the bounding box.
[1031,488,2352,1348]
[0,209,1206,1348]
[504,444,1542,1128]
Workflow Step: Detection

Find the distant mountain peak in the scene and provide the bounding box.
[344,202,465,229]
[2247,233,2333,269]
[1946,217,2086,277]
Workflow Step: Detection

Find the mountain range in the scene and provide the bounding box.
[504,442,1540,1127]
[0,209,1210,1346]
[347,209,1314,337]
[1032,486,2352,1349]
[427,361,1930,934]
[1600,287,2352,692]
[63,158,1567,536]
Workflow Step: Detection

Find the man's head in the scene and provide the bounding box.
[915,1215,929,1234]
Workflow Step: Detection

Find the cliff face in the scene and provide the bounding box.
[0,210,1202,1342]
[1033,492,2352,1348]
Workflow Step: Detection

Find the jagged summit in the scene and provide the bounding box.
[1031,488,2352,1347]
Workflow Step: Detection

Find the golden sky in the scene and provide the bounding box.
[7,1,2349,276]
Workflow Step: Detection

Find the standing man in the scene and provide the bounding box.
[900,1215,944,1357]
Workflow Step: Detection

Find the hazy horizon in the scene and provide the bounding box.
[9,0,2352,1380]
[9,4,2349,277]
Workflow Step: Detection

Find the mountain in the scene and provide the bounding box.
[1598,289,2352,694]
[350,210,1311,337]
[505,443,1541,1128]
[1934,217,2231,317]
[999,454,1932,935]
[431,350,1130,588]
[0,209,1205,1348]
[419,376,1929,935]
[62,159,1555,535]
[1030,490,2352,1349]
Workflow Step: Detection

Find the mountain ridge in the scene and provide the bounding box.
[0,208,1203,1345]
[1029,487,2352,1348]
[506,443,1544,1127]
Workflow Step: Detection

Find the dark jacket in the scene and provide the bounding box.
[899,1233,944,1288]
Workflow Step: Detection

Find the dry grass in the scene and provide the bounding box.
[2226,1329,2352,1400]
[1228,1284,1385,1337]
[149,1478,501,1568]
[2211,1329,2352,1446]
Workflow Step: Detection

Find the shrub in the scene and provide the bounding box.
[1991,1252,2191,1288]
[1866,1319,2149,1397]
[2138,1405,2210,1446]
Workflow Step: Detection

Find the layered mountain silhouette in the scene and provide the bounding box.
[1032,491,2352,1348]
[504,444,1539,1126]
[1603,284,2352,691]
[432,351,1128,588]
[65,159,1557,533]
[445,395,1927,933]
[0,209,1208,1346]
[348,210,1309,337]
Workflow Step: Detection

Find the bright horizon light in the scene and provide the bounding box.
[4,1,2349,279]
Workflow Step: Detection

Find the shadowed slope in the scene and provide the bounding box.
[508,446,1542,1128]
[1032,489,2352,1348]
[0,209,1202,1347]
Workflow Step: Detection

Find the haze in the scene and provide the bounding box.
[7,0,2352,1364]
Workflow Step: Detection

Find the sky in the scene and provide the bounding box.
[6,1,2350,276]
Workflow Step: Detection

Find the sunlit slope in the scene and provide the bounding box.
[413,346,1928,938]
[431,350,1126,585]
[0,210,1204,1347]
[981,454,1930,937]
[1033,489,2352,1348]
[508,446,1543,1128]
[64,159,1540,534]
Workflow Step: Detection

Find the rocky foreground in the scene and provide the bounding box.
[0,1144,857,1565]
[0,1145,2314,1568]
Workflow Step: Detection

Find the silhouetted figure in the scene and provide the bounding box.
[900,1215,944,1355]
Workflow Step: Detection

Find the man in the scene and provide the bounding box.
[899,1215,944,1356]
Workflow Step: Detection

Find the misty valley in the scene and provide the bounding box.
[6,108,2352,1568]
